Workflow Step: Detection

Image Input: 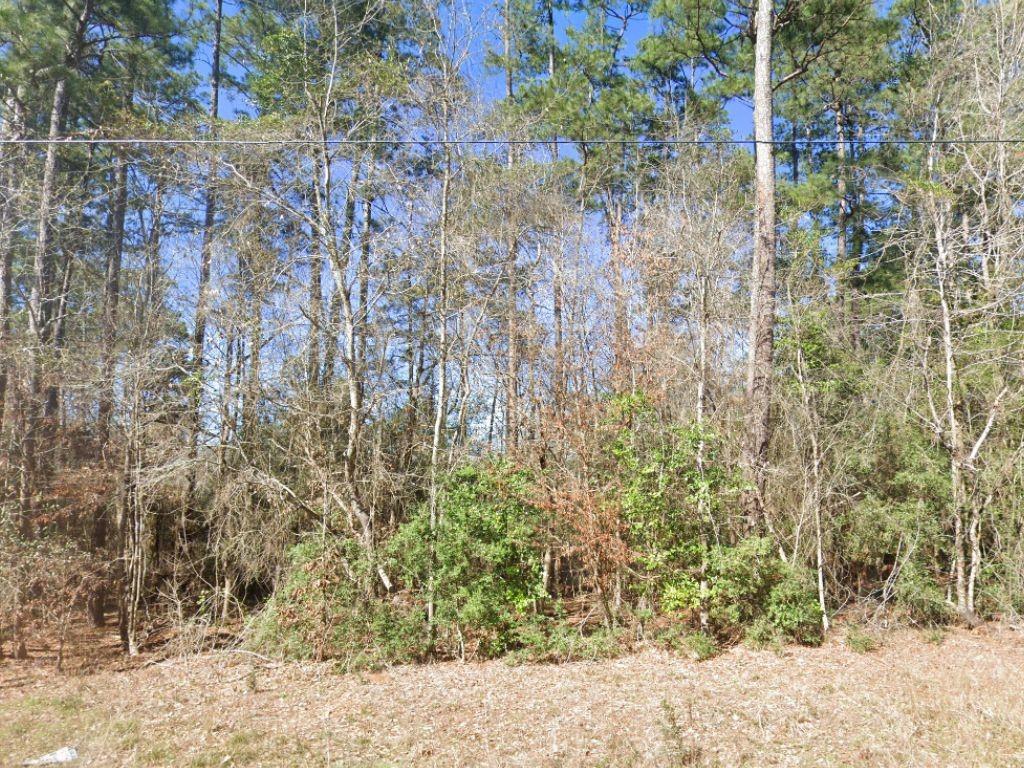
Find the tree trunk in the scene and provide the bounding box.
[307,176,323,391]
[187,0,223,478]
[835,106,857,346]
[320,164,358,387]
[547,0,565,417]
[505,240,519,450]
[427,138,452,648]
[0,92,24,435]
[98,152,128,451]
[22,75,71,530]
[696,273,710,631]
[742,0,777,531]
[357,195,372,381]
[90,150,128,626]
[503,3,519,451]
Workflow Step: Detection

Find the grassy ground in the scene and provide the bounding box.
[2,625,1023,767]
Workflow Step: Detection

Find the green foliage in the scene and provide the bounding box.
[704,538,823,645]
[680,632,719,661]
[652,623,720,659]
[602,393,734,604]
[892,560,952,626]
[660,538,822,646]
[844,626,880,653]
[662,574,702,613]
[840,419,951,609]
[743,617,782,650]
[247,536,422,669]
[389,462,547,658]
[506,615,625,664]
[922,627,948,645]
[765,568,825,645]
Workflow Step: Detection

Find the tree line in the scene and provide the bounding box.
[1,0,1022,664]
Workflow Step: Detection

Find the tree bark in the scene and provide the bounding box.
[306,175,323,391]
[98,152,128,451]
[427,131,453,649]
[503,1,520,451]
[0,92,24,436]
[188,0,223,474]
[834,106,857,346]
[742,0,777,530]
[547,0,565,417]
[22,71,74,531]
[90,150,128,626]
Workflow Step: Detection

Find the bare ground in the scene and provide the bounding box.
[2,625,1023,767]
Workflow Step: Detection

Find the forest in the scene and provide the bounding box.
[0,0,1023,675]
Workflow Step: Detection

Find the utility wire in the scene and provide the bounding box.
[0,137,1019,145]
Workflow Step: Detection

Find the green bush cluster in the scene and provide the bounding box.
[507,616,626,663]
[249,452,831,665]
[663,537,823,645]
[247,536,422,669]
[389,462,548,658]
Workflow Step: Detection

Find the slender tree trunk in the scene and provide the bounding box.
[505,242,518,450]
[22,76,71,530]
[696,273,711,630]
[315,146,378,586]
[547,0,565,417]
[794,341,830,632]
[90,151,128,626]
[925,122,973,619]
[321,165,358,386]
[608,203,629,388]
[742,0,777,530]
[835,107,857,346]
[121,432,146,656]
[932,206,970,615]
[98,152,128,450]
[503,2,520,451]
[849,127,866,349]
[137,184,163,333]
[0,93,24,436]
[240,241,262,443]
[307,176,323,391]
[18,0,93,531]
[967,497,981,616]
[427,136,452,648]
[455,310,472,445]
[0,207,10,436]
[357,193,373,402]
[938,245,969,616]
[218,332,236,468]
[187,0,223,486]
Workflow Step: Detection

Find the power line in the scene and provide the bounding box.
[1,136,1023,146]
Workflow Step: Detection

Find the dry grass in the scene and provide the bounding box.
[2,626,1023,767]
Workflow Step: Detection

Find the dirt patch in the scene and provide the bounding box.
[2,627,1023,767]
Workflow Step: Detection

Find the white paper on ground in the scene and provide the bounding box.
[22,746,79,765]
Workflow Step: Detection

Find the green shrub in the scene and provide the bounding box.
[922,627,947,645]
[893,560,953,626]
[680,632,719,661]
[743,617,782,649]
[704,537,823,645]
[661,574,701,613]
[389,461,547,658]
[604,399,734,605]
[844,626,880,653]
[507,615,625,663]
[247,536,422,668]
[766,566,824,645]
